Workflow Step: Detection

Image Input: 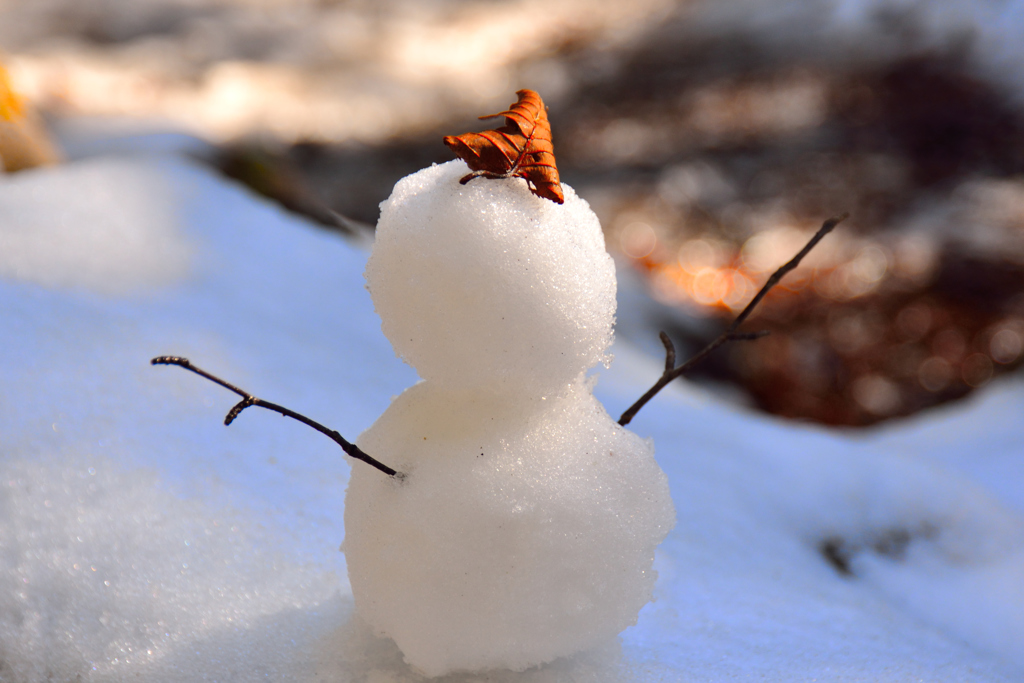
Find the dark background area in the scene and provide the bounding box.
[4,0,1023,426]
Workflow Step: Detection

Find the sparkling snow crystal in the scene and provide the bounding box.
[347,161,676,676]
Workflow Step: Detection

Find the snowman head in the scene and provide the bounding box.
[365,160,617,397]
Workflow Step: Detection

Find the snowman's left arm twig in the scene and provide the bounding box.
[151,356,402,478]
[617,213,847,427]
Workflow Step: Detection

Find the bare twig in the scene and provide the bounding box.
[618,213,847,426]
[151,356,401,479]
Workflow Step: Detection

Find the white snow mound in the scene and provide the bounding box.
[352,161,674,676]
[345,379,675,677]
[0,158,191,294]
[0,457,342,682]
[365,160,617,396]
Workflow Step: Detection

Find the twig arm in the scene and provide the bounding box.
[151,356,401,479]
[723,213,847,337]
[617,213,847,427]
[659,331,676,372]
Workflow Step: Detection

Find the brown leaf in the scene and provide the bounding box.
[443,89,564,204]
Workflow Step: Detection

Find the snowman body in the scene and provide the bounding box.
[344,161,675,677]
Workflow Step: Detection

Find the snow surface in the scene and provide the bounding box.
[0,159,191,293]
[1,154,1023,681]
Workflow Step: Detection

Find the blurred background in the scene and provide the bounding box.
[2,0,1023,427]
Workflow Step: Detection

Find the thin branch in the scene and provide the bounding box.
[618,213,848,427]
[151,356,402,479]
[659,331,676,373]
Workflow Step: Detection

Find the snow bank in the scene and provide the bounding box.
[1,153,1022,681]
[0,456,342,681]
[599,349,1024,676]
[0,159,191,294]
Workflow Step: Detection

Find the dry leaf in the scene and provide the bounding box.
[443,89,564,204]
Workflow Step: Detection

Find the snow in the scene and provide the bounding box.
[351,161,673,675]
[366,161,616,396]
[682,0,1024,100]
[1,153,1023,681]
[347,379,675,676]
[0,158,191,293]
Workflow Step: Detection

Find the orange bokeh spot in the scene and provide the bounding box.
[0,63,25,122]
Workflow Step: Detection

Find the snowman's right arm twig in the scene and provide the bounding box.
[151,356,402,478]
[617,213,847,427]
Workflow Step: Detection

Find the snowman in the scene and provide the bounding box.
[343,158,676,677]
